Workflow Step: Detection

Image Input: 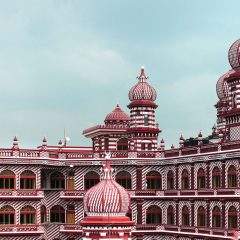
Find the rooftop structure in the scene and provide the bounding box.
[0,40,240,240]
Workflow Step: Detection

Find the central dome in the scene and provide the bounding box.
[83,161,130,216]
[129,67,157,101]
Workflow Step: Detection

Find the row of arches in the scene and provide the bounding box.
[0,170,36,190]
[1,166,237,191]
[0,205,75,225]
[146,205,238,228]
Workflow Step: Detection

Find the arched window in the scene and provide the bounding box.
[0,170,15,189]
[147,143,152,150]
[167,171,174,190]
[0,206,15,225]
[66,205,75,224]
[181,170,189,189]
[20,170,36,189]
[197,206,206,226]
[228,166,237,188]
[141,143,145,150]
[212,167,221,188]
[212,206,221,227]
[116,171,132,189]
[146,171,162,190]
[50,205,65,223]
[117,138,128,151]
[41,171,47,189]
[41,205,47,224]
[146,205,162,224]
[50,172,65,189]
[84,171,100,190]
[167,206,174,225]
[228,206,237,229]
[67,171,75,190]
[20,206,36,224]
[197,168,206,189]
[182,206,190,226]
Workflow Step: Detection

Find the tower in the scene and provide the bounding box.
[80,157,134,240]
[128,67,161,151]
[216,39,240,140]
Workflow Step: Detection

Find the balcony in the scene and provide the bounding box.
[129,188,240,199]
[0,190,44,200]
[134,224,238,239]
[60,224,82,233]
[0,225,44,235]
[59,190,86,199]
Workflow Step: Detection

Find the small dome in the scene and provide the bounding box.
[129,67,157,102]
[105,104,130,122]
[229,39,240,69]
[83,161,130,216]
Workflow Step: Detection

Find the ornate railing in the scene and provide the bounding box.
[59,190,86,198]
[135,224,239,238]
[60,224,82,232]
[0,190,44,198]
[0,225,44,234]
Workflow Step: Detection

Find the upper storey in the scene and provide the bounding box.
[128,67,157,108]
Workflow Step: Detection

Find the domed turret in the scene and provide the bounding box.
[83,160,130,217]
[80,159,133,239]
[228,39,240,69]
[129,67,157,102]
[104,104,130,124]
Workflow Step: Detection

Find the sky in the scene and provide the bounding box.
[0,0,239,148]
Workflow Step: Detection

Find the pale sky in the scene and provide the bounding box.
[0,0,239,148]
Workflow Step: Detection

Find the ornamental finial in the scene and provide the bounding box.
[138,66,148,82]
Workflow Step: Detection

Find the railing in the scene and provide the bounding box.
[135,224,239,238]
[59,190,86,198]
[0,140,240,164]
[0,225,44,234]
[60,224,82,232]
[58,188,240,199]
[0,190,44,198]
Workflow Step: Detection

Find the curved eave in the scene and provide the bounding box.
[128,100,157,108]
[83,125,128,138]
[80,216,134,226]
[127,127,161,134]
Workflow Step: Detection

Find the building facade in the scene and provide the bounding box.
[0,40,240,240]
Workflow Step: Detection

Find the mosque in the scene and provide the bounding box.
[0,39,240,240]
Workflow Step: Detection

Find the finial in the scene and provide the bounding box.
[43,137,47,143]
[42,137,47,146]
[198,130,203,139]
[138,66,148,82]
[12,136,19,149]
[160,139,165,149]
[179,134,184,147]
[100,160,114,180]
[171,144,175,149]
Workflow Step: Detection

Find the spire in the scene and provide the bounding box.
[42,137,47,146]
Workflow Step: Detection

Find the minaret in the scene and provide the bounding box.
[80,156,134,239]
[216,39,240,141]
[127,67,161,151]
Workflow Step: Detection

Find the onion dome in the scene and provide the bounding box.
[228,39,240,69]
[83,161,130,217]
[104,104,130,123]
[129,67,157,102]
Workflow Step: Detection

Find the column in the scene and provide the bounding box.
[191,164,194,189]
[137,199,143,224]
[222,200,226,229]
[191,200,194,226]
[206,162,210,189]
[206,200,210,227]
[136,166,143,190]
[176,165,179,190]
[222,161,226,188]
[175,200,179,226]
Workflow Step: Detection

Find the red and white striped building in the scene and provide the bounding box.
[0,39,240,240]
